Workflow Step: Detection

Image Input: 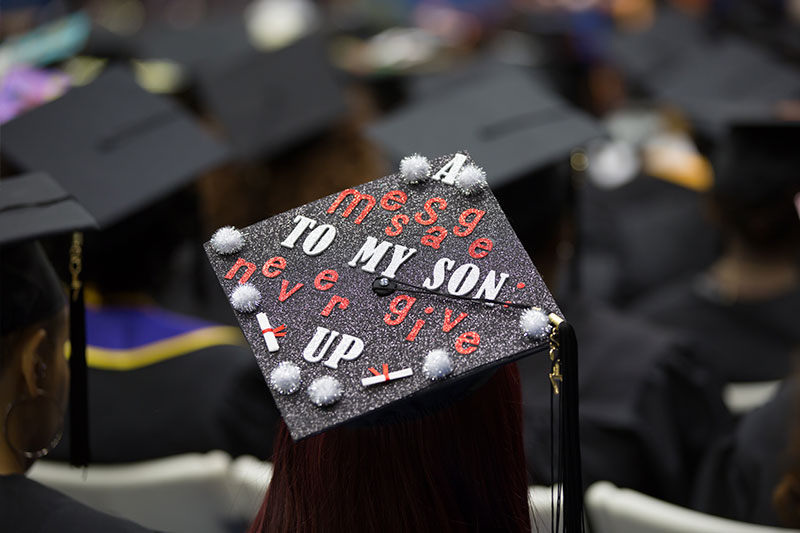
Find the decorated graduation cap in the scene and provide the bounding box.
[367,69,602,189]
[131,16,346,160]
[206,152,584,528]
[1,66,230,466]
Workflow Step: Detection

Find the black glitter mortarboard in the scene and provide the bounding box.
[205,152,585,527]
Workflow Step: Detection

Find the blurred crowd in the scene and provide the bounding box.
[1,0,799,531]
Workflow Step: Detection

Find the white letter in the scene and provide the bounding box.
[380,245,417,279]
[447,264,480,296]
[302,224,337,256]
[323,334,364,369]
[423,258,454,290]
[348,236,392,273]
[431,153,467,185]
[303,327,339,363]
[281,215,316,249]
[474,270,509,301]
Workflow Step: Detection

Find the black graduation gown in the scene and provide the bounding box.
[518,298,732,505]
[629,274,800,382]
[0,474,156,532]
[578,175,721,306]
[692,379,798,527]
[49,305,280,463]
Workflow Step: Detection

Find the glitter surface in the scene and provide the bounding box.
[205,152,561,440]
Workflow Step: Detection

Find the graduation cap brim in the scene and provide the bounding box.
[653,37,800,136]
[0,172,98,245]
[133,19,347,160]
[608,6,706,91]
[0,65,230,228]
[367,71,603,189]
[205,152,562,440]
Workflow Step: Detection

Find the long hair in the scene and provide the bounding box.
[250,364,530,532]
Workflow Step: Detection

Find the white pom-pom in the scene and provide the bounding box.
[400,154,431,185]
[230,284,261,313]
[520,307,551,340]
[269,361,301,395]
[422,349,453,381]
[307,376,343,407]
[455,163,487,196]
[210,226,245,254]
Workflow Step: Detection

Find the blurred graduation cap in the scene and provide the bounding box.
[652,37,800,138]
[367,69,603,190]
[1,66,230,466]
[131,17,347,160]
[1,65,230,227]
[608,6,705,90]
[713,120,800,203]
[204,151,584,527]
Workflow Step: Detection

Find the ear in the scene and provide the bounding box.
[19,328,46,398]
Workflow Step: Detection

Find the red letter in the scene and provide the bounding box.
[455,332,480,355]
[262,256,287,278]
[468,238,493,259]
[414,197,447,226]
[420,226,448,249]
[327,188,376,224]
[385,213,410,237]
[314,269,339,291]
[321,295,349,317]
[380,190,407,211]
[278,280,304,302]
[453,208,485,237]
[406,319,425,341]
[442,309,468,333]
[383,294,417,326]
[225,258,257,284]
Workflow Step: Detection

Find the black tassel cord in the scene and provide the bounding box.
[550,320,583,532]
[68,233,90,467]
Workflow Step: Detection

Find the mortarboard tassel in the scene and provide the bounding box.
[68,232,90,467]
[549,315,583,532]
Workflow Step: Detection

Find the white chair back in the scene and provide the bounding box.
[723,381,781,415]
[226,455,273,523]
[586,481,800,533]
[28,451,235,533]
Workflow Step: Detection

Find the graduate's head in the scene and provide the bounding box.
[0,242,70,471]
[710,121,800,254]
[252,364,530,533]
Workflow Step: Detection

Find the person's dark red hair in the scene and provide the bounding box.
[250,363,531,532]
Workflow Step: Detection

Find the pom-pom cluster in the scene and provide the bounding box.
[269,362,301,395]
[308,376,343,406]
[455,163,487,196]
[230,284,261,313]
[210,226,245,254]
[399,154,431,185]
[520,307,551,340]
[422,348,453,380]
